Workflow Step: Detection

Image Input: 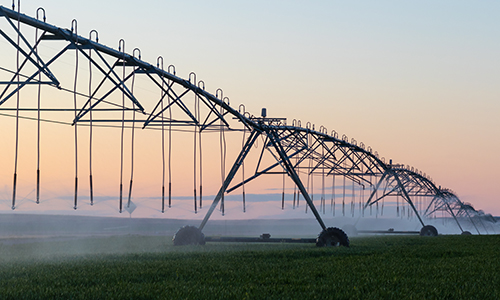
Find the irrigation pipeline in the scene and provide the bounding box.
[0,5,494,234]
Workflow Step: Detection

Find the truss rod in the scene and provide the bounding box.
[267,129,326,230]
[199,129,260,231]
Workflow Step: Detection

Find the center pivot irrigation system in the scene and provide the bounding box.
[0,3,495,247]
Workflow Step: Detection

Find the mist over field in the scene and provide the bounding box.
[1,210,497,244]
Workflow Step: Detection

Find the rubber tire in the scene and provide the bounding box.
[316,227,349,247]
[419,225,438,236]
[173,225,206,246]
[342,224,358,237]
[461,231,472,235]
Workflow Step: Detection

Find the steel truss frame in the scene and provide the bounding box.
[0,5,493,234]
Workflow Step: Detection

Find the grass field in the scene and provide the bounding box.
[0,234,499,299]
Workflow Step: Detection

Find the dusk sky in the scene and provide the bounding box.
[0,0,498,219]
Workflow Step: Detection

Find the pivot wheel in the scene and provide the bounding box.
[461,231,472,235]
[419,225,438,236]
[173,225,206,246]
[316,227,349,247]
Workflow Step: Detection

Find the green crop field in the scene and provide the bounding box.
[0,234,499,299]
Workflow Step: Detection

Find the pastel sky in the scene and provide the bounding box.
[0,0,499,218]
